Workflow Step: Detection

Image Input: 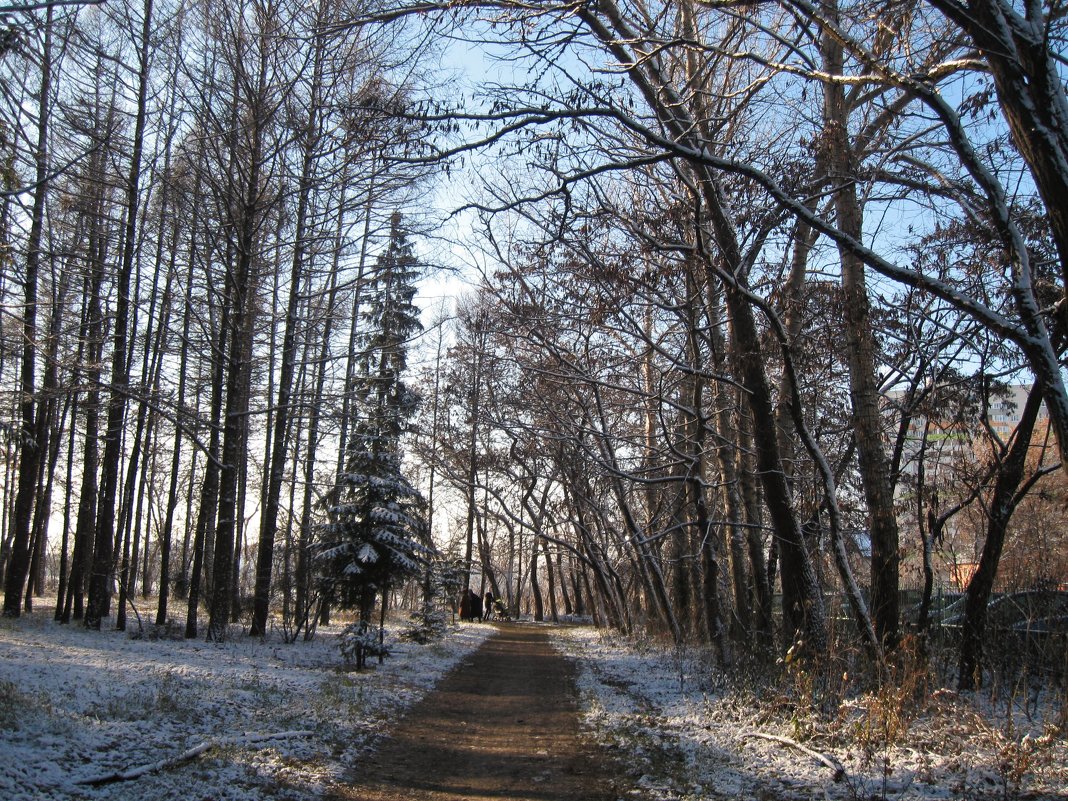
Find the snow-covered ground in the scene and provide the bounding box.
[554,626,1068,801]
[0,604,493,801]
[4,606,1065,801]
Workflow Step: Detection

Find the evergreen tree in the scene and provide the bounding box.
[402,544,466,644]
[318,212,430,666]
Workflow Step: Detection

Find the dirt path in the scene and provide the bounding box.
[328,623,622,801]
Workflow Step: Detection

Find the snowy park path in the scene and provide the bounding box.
[328,622,621,801]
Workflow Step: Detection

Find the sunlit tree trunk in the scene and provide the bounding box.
[818,0,900,648]
[26,258,73,609]
[958,384,1044,689]
[54,393,79,620]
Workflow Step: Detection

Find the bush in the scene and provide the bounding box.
[400,607,449,644]
[339,623,390,669]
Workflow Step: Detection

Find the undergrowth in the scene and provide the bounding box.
[745,632,1068,800]
[0,678,48,729]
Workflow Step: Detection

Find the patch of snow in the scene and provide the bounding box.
[554,626,1068,801]
[0,604,493,801]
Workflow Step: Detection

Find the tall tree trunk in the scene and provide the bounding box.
[590,386,682,642]
[570,553,585,616]
[0,443,14,587]
[577,0,827,659]
[250,227,286,635]
[292,325,316,635]
[26,259,72,608]
[702,277,752,643]
[734,405,772,634]
[87,0,154,629]
[186,297,226,638]
[819,1,900,648]
[252,28,327,634]
[529,535,543,622]
[206,10,271,641]
[140,428,162,597]
[168,171,204,612]
[281,410,305,634]
[958,384,1044,690]
[116,369,159,628]
[153,237,183,621]
[3,8,53,617]
[63,148,109,624]
[231,441,247,623]
[475,492,503,602]
[299,258,347,637]
[252,203,311,636]
[542,538,559,623]
[556,549,573,616]
[176,447,198,600]
[54,391,78,619]
[463,320,484,592]
[914,420,939,637]
[206,225,258,641]
[121,156,177,619]
[146,15,184,623]
[565,478,627,631]
[722,274,826,653]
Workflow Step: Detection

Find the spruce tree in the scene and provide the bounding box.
[318,212,430,666]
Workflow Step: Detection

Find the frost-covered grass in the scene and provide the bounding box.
[554,626,1068,801]
[0,601,493,801]
[5,607,1065,801]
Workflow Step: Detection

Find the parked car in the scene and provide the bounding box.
[974,590,1068,633]
[943,590,1068,680]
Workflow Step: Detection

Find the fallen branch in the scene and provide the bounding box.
[74,730,314,786]
[741,731,846,782]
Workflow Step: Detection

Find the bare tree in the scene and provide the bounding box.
[86,0,155,630]
[3,8,55,617]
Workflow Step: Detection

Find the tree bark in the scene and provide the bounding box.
[207,4,273,641]
[185,295,226,638]
[63,141,109,624]
[251,17,329,635]
[958,383,1044,690]
[819,0,900,648]
[87,0,154,630]
[54,394,78,620]
[26,262,72,609]
[927,0,1068,295]
[3,8,53,617]
[542,538,559,623]
[575,0,827,659]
